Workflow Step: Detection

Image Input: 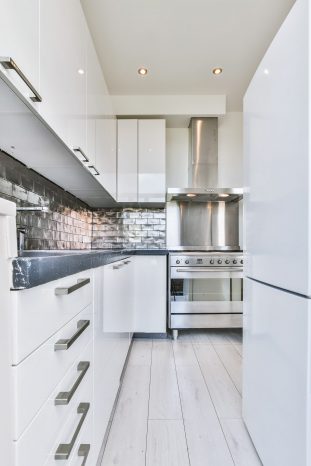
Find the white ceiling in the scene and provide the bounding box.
[82,0,295,111]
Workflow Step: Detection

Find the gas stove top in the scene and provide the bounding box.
[169,251,244,268]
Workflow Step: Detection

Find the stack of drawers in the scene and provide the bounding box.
[11,270,94,466]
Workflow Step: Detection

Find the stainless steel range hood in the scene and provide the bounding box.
[167,117,243,202]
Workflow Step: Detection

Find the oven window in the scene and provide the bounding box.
[171,278,242,302]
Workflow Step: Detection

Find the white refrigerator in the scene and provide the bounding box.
[243,0,311,464]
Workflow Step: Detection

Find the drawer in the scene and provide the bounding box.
[11,270,93,364]
[13,306,92,440]
[14,340,93,466]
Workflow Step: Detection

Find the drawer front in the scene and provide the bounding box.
[13,305,93,440]
[14,341,93,466]
[12,270,93,364]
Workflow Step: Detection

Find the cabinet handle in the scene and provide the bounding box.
[55,278,90,295]
[124,260,131,265]
[78,444,90,465]
[0,57,42,102]
[113,263,124,270]
[55,402,90,460]
[55,361,90,405]
[54,320,90,351]
[73,147,89,163]
[88,165,100,175]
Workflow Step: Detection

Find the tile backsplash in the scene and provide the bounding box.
[0,150,166,250]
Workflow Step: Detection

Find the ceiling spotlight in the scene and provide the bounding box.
[138,67,148,76]
[186,193,197,198]
[78,68,85,75]
[212,67,223,76]
[219,193,229,198]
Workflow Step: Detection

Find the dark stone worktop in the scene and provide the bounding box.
[12,249,168,290]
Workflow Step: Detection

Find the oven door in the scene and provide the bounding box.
[170,267,243,315]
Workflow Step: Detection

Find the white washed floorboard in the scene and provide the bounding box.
[128,339,153,366]
[221,419,262,466]
[172,339,199,366]
[214,344,243,394]
[146,420,190,466]
[195,344,242,419]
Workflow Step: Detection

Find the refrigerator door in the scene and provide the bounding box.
[243,278,311,466]
[244,0,310,296]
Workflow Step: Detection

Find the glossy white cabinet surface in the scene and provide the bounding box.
[117,119,138,202]
[134,256,167,333]
[40,0,87,154]
[243,278,311,466]
[138,119,166,202]
[96,118,117,199]
[0,0,40,107]
[244,0,310,295]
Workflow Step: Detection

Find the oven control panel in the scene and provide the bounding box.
[170,254,244,267]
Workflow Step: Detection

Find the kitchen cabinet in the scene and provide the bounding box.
[96,118,117,199]
[40,0,87,157]
[117,119,138,202]
[0,0,40,108]
[134,256,167,333]
[117,119,166,203]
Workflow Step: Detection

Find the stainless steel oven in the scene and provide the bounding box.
[169,252,243,339]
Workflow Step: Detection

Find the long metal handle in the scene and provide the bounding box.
[0,57,42,102]
[55,278,90,295]
[73,147,89,162]
[54,320,90,351]
[55,361,90,405]
[78,444,90,465]
[55,402,90,460]
[176,267,243,273]
[88,165,100,175]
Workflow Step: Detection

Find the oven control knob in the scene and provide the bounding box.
[241,259,244,265]
[233,259,237,264]
[176,260,180,264]
[185,260,189,264]
[225,259,230,264]
[210,259,214,265]
[218,260,222,264]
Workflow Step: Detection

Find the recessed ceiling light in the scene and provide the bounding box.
[78,68,85,75]
[263,68,269,75]
[186,193,197,198]
[212,67,223,76]
[219,193,229,198]
[138,67,148,76]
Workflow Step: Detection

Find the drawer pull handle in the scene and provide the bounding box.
[78,444,90,465]
[54,320,90,351]
[73,147,89,162]
[55,278,90,295]
[0,57,42,102]
[55,402,90,460]
[55,361,90,405]
[88,165,100,175]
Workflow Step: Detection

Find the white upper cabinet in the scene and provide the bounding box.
[40,0,87,157]
[117,119,138,202]
[0,0,40,108]
[96,119,117,199]
[138,120,166,202]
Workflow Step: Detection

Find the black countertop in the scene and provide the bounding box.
[12,249,168,290]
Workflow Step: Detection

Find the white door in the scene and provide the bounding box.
[117,119,138,202]
[96,118,117,199]
[243,277,311,466]
[244,0,310,295]
[138,119,166,203]
[0,0,40,108]
[40,0,87,156]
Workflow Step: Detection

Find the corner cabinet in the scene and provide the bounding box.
[117,119,166,203]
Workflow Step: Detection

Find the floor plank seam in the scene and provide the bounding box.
[171,340,192,466]
[192,340,237,466]
[212,344,242,396]
[145,339,154,466]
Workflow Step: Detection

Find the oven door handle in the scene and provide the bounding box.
[175,267,243,273]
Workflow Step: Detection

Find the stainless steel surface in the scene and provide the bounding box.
[166,187,243,202]
[16,206,49,212]
[73,147,89,162]
[189,117,218,188]
[0,57,42,102]
[55,361,90,405]
[89,165,100,175]
[54,320,90,351]
[17,228,26,252]
[78,444,90,465]
[55,402,90,460]
[171,301,243,314]
[171,313,243,329]
[167,200,240,251]
[55,278,90,295]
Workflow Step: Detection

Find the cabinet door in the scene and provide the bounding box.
[0,0,40,108]
[96,119,117,199]
[40,0,87,155]
[138,120,166,202]
[117,119,138,202]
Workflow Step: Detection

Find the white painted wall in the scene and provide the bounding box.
[166,112,243,188]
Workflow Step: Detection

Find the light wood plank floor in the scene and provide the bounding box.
[101,330,262,466]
